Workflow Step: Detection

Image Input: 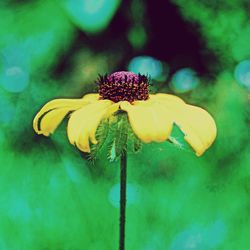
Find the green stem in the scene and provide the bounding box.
[119,151,127,250]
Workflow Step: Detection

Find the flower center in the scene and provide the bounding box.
[98,71,149,102]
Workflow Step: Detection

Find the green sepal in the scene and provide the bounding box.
[114,113,128,157]
[88,111,145,162]
[108,140,117,162]
[107,112,128,162]
[88,118,110,161]
[133,135,142,153]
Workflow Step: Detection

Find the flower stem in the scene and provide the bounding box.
[119,151,127,250]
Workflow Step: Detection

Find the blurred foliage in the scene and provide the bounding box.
[0,0,250,249]
[61,0,121,33]
[173,0,250,66]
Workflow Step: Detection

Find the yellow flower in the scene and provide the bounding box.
[33,71,216,156]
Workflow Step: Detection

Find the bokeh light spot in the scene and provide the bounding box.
[0,48,30,93]
[170,225,203,250]
[0,95,15,124]
[7,196,31,223]
[143,233,166,250]
[0,239,6,250]
[0,130,5,146]
[62,0,120,33]
[1,66,29,93]
[170,220,227,250]
[205,220,227,248]
[108,183,139,208]
[63,160,82,184]
[49,175,62,192]
[128,56,164,80]
[234,60,250,90]
[170,68,200,93]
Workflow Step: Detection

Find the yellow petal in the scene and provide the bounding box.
[123,94,216,156]
[82,93,100,102]
[88,102,120,144]
[149,93,185,105]
[120,100,173,143]
[151,94,216,156]
[67,100,118,153]
[39,107,71,136]
[33,98,90,135]
[171,104,217,156]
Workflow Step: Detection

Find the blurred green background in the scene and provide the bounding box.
[0,0,250,249]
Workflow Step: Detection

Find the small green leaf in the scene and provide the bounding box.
[168,123,193,153]
[133,136,142,153]
[109,140,116,162]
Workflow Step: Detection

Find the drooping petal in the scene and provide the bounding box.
[33,93,101,136]
[82,93,100,102]
[39,107,72,136]
[120,100,173,143]
[67,100,118,153]
[151,93,216,156]
[171,104,217,156]
[123,93,216,156]
[149,93,185,105]
[33,98,92,136]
